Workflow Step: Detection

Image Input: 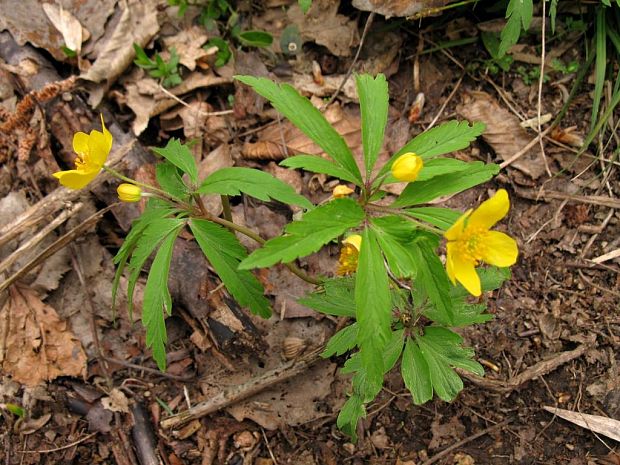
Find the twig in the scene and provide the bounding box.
[103,356,195,382]
[321,13,376,110]
[0,204,118,293]
[157,84,233,117]
[421,419,512,465]
[426,73,465,130]
[21,432,98,453]
[458,344,589,393]
[537,0,552,177]
[132,403,161,465]
[160,346,324,429]
[515,187,620,209]
[499,125,554,169]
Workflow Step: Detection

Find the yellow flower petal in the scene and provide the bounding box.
[391,152,424,182]
[480,231,518,267]
[343,234,362,251]
[72,132,90,156]
[451,251,481,296]
[53,168,100,190]
[467,189,510,230]
[88,129,113,167]
[444,209,472,241]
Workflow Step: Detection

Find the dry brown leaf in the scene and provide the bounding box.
[287,0,359,57]
[42,3,88,56]
[162,26,209,72]
[81,0,159,84]
[457,91,546,179]
[0,285,87,386]
[101,388,130,413]
[0,0,115,61]
[543,406,620,442]
[292,73,359,100]
[352,0,455,18]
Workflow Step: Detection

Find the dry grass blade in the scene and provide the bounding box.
[543,406,620,442]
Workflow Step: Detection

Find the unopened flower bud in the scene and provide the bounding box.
[117,183,142,202]
[333,184,354,198]
[391,152,424,182]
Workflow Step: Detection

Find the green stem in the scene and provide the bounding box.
[192,194,322,286]
[221,195,233,223]
[103,166,186,206]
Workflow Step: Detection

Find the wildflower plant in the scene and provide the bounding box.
[54,74,518,439]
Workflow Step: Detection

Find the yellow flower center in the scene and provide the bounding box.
[454,227,488,263]
[337,243,359,275]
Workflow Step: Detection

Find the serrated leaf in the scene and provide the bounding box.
[356,228,392,394]
[235,76,362,182]
[280,155,360,184]
[126,218,185,317]
[392,162,499,207]
[404,207,461,231]
[197,167,313,210]
[357,74,389,179]
[151,139,199,185]
[240,199,364,269]
[383,156,471,186]
[299,277,355,317]
[416,326,484,401]
[384,328,405,372]
[371,216,419,278]
[189,219,271,318]
[156,162,188,199]
[402,338,433,405]
[322,323,358,357]
[410,239,454,326]
[377,120,486,180]
[498,0,533,57]
[237,30,273,47]
[143,228,182,371]
[337,395,365,442]
[450,303,494,326]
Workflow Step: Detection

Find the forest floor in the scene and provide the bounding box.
[0,0,618,464]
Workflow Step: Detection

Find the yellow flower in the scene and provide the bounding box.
[333,185,354,198]
[117,183,142,202]
[444,189,518,296]
[53,115,113,189]
[391,152,423,182]
[337,234,362,275]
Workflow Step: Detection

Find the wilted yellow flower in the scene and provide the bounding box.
[333,184,354,198]
[444,189,518,296]
[53,115,113,189]
[337,234,362,275]
[391,152,423,182]
[117,183,142,202]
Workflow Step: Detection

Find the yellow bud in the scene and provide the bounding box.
[333,185,354,198]
[391,152,424,182]
[117,183,142,202]
[342,234,362,251]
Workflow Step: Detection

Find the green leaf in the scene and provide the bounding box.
[357,74,389,179]
[112,203,179,313]
[498,0,533,57]
[133,43,155,69]
[450,303,494,326]
[189,219,271,318]
[592,7,607,131]
[3,403,25,417]
[415,327,484,401]
[237,30,273,48]
[240,199,364,269]
[126,218,185,318]
[197,167,313,210]
[205,37,231,67]
[401,338,433,405]
[322,323,358,357]
[337,395,365,442]
[451,266,511,300]
[371,216,419,278]
[298,277,355,317]
[143,227,182,371]
[405,207,461,231]
[298,0,312,13]
[377,120,485,180]
[280,155,360,184]
[235,76,362,183]
[151,139,199,185]
[392,162,499,207]
[410,239,454,326]
[383,328,405,372]
[156,162,188,199]
[355,228,392,394]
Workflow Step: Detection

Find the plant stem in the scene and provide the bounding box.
[220,195,233,223]
[192,194,321,286]
[103,166,186,206]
